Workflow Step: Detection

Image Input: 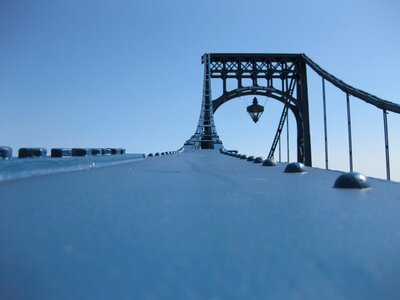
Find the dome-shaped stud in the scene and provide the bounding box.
[240,155,248,160]
[253,157,264,163]
[262,158,278,167]
[246,156,255,162]
[147,153,153,157]
[155,153,160,156]
[333,172,370,189]
[284,162,305,173]
[236,154,242,158]
[0,146,12,160]
[19,148,47,158]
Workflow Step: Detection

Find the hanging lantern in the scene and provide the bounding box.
[247,97,264,123]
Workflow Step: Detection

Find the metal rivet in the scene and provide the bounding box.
[51,148,72,158]
[0,147,13,160]
[111,148,125,155]
[254,157,264,163]
[18,148,47,158]
[102,148,112,155]
[92,149,101,156]
[333,172,370,189]
[262,158,278,167]
[284,162,305,173]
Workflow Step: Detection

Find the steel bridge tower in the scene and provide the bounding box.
[184,54,223,149]
[185,53,312,165]
[185,53,400,171]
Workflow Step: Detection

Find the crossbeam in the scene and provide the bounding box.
[205,53,312,166]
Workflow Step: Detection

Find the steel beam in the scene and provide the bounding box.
[346,94,353,172]
[383,110,391,180]
[322,78,329,169]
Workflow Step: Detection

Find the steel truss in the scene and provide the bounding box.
[208,53,312,166]
[184,54,222,149]
[186,53,400,173]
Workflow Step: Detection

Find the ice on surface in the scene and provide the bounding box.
[1,150,400,299]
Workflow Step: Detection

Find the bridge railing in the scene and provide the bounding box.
[302,54,400,180]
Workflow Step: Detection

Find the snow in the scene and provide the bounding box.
[1,150,400,299]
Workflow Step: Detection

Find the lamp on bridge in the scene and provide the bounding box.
[247,97,264,123]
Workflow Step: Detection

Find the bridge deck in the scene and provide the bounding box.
[1,150,400,299]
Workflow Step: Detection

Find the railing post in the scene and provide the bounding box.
[278,137,281,162]
[322,78,329,169]
[383,109,391,180]
[287,112,290,162]
[346,93,353,172]
[286,78,290,162]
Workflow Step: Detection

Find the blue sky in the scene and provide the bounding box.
[1,0,399,180]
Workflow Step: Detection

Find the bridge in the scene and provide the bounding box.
[1,54,400,299]
[185,53,400,181]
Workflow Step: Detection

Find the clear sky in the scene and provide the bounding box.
[1,0,399,180]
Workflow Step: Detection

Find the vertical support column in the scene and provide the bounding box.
[222,76,227,94]
[322,78,329,169]
[287,111,290,162]
[252,60,258,86]
[222,60,227,94]
[285,78,290,162]
[383,109,391,180]
[202,56,212,149]
[296,58,312,166]
[237,59,242,89]
[278,137,281,162]
[346,93,353,172]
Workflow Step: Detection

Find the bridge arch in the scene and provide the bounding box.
[212,86,299,112]
[212,85,307,164]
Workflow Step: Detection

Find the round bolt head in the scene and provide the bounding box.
[262,158,278,167]
[284,162,305,173]
[246,156,255,161]
[0,146,13,160]
[254,157,264,163]
[240,155,248,160]
[333,172,370,189]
